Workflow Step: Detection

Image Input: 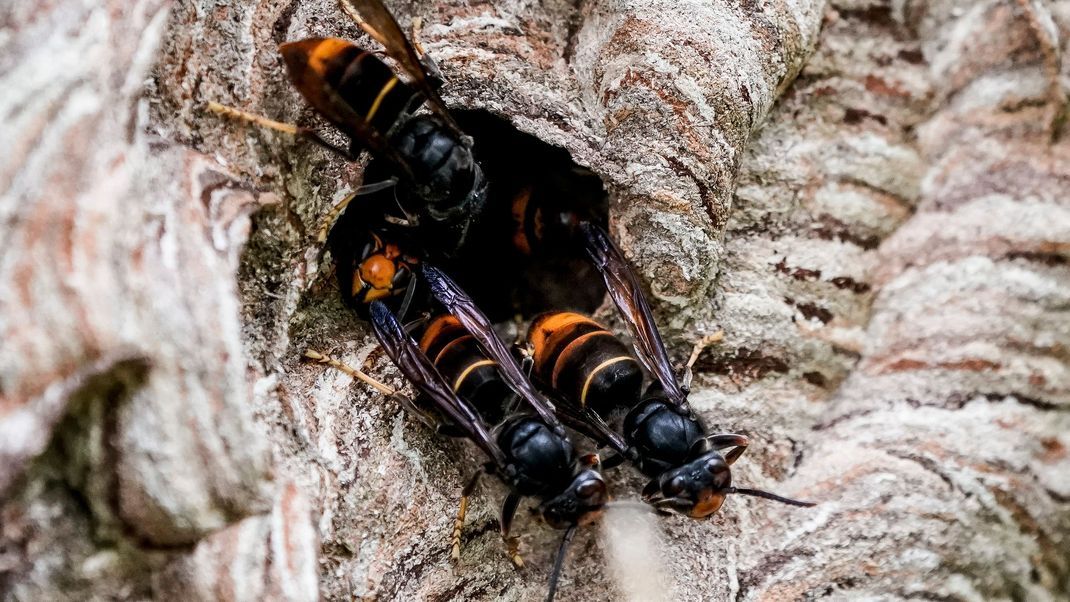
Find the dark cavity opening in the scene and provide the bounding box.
[353,110,612,322]
[446,110,609,322]
[357,109,608,322]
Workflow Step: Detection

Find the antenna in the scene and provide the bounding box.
[544,525,578,602]
[728,486,816,507]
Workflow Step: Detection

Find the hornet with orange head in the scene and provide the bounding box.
[524,223,816,519]
[210,0,487,316]
[309,290,607,601]
[420,264,631,601]
[366,270,608,601]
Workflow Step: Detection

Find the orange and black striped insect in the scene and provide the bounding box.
[334,270,607,601]
[311,263,614,601]
[308,291,607,602]
[419,264,623,602]
[525,223,816,518]
[210,0,487,316]
[417,314,513,425]
[499,167,604,260]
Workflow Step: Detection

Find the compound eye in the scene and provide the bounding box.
[576,480,602,498]
[665,475,686,496]
[705,458,725,474]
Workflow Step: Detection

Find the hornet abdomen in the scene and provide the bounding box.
[527,312,642,414]
[419,315,511,424]
[280,38,420,138]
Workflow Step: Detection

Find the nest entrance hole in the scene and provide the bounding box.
[443,110,608,322]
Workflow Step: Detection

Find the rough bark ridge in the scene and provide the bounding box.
[707,1,1070,599]
[1,0,1068,601]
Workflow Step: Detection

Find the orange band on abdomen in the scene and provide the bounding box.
[551,330,611,389]
[432,333,475,365]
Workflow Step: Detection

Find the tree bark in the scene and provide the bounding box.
[1,0,1067,601]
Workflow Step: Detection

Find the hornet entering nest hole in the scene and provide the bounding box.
[348,109,612,323]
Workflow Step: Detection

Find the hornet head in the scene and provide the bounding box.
[538,467,608,529]
[642,435,815,518]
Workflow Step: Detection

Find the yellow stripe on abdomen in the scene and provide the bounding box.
[580,356,638,407]
[365,76,399,122]
[453,359,496,393]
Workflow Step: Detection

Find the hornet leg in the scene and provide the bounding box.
[315,180,399,243]
[518,345,535,378]
[395,274,419,323]
[402,311,432,335]
[206,102,356,160]
[706,433,749,465]
[500,492,525,568]
[304,349,451,433]
[411,17,428,58]
[339,1,387,47]
[410,17,446,87]
[681,331,724,393]
[304,349,394,395]
[451,468,485,563]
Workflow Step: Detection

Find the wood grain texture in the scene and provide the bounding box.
[1,0,293,598]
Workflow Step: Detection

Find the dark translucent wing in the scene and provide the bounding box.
[369,301,508,467]
[421,265,565,432]
[580,223,687,407]
[338,0,462,133]
[545,389,629,456]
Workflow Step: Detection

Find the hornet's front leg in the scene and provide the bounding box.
[207,102,357,160]
[500,492,525,568]
[680,331,724,394]
[304,349,459,435]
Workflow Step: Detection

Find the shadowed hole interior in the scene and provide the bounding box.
[364,109,609,322]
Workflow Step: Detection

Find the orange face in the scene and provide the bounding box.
[352,234,417,304]
[689,491,727,519]
[642,452,733,519]
[356,255,397,300]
